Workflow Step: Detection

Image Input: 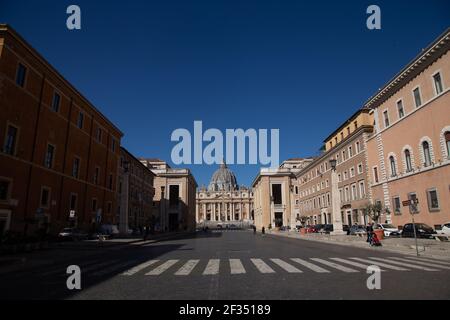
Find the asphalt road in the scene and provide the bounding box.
[1,230,449,300]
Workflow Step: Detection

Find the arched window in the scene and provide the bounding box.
[405,149,413,172]
[422,141,432,167]
[445,132,450,159]
[389,156,397,177]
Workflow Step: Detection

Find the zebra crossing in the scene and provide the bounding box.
[115,256,450,277]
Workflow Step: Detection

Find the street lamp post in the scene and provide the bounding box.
[329,159,345,235]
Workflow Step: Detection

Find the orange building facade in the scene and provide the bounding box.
[0,25,123,236]
[365,28,450,229]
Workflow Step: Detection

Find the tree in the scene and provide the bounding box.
[362,202,390,224]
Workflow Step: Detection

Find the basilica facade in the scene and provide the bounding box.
[196,162,253,224]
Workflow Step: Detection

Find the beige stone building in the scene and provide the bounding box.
[140,159,197,232]
[252,159,312,231]
[365,28,450,229]
[196,162,253,225]
[296,109,374,226]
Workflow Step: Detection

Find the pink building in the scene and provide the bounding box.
[365,28,450,230]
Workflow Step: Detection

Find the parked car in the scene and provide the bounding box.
[322,224,334,233]
[438,223,450,235]
[313,224,325,233]
[58,228,88,241]
[228,224,238,230]
[217,224,224,229]
[374,223,401,237]
[401,223,437,239]
[349,225,367,236]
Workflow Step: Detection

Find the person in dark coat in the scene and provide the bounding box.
[366,223,374,243]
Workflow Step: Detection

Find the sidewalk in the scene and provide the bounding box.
[266,230,450,261]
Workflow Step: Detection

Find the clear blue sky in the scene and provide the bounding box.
[1,0,449,187]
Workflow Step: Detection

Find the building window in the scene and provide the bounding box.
[356,141,360,153]
[40,187,51,208]
[51,92,61,112]
[349,146,353,157]
[72,157,80,178]
[94,167,100,185]
[92,199,97,212]
[0,180,11,201]
[351,184,357,200]
[405,149,413,172]
[422,141,432,167]
[359,181,365,198]
[357,163,363,174]
[397,100,405,119]
[4,125,18,155]
[96,128,102,143]
[445,132,450,159]
[389,156,397,177]
[433,72,443,95]
[272,184,282,205]
[373,167,379,183]
[383,110,390,128]
[338,174,342,182]
[169,185,180,207]
[413,87,422,107]
[392,196,401,215]
[16,63,27,87]
[109,174,113,190]
[350,167,355,177]
[427,189,440,211]
[408,193,419,214]
[354,121,358,129]
[111,138,116,152]
[70,193,77,211]
[295,186,298,195]
[44,144,55,169]
[340,132,344,141]
[77,112,84,129]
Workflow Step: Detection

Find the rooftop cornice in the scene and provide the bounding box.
[363,27,450,110]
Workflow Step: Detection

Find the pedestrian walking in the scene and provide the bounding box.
[253,225,256,234]
[262,226,265,235]
[366,222,374,244]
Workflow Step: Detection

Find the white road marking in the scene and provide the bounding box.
[203,259,220,275]
[368,257,439,271]
[122,260,159,276]
[145,260,179,275]
[251,259,275,274]
[270,259,302,273]
[403,256,450,266]
[350,258,409,271]
[310,258,359,273]
[229,259,246,274]
[175,260,200,275]
[329,258,386,271]
[290,258,330,273]
[388,257,450,270]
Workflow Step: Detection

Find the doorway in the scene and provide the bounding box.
[169,213,179,231]
[275,212,283,228]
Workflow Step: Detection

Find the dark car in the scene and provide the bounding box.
[313,224,325,233]
[349,225,367,236]
[58,228,88,241]
[322,224,334,233]
[401,223,437,239]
